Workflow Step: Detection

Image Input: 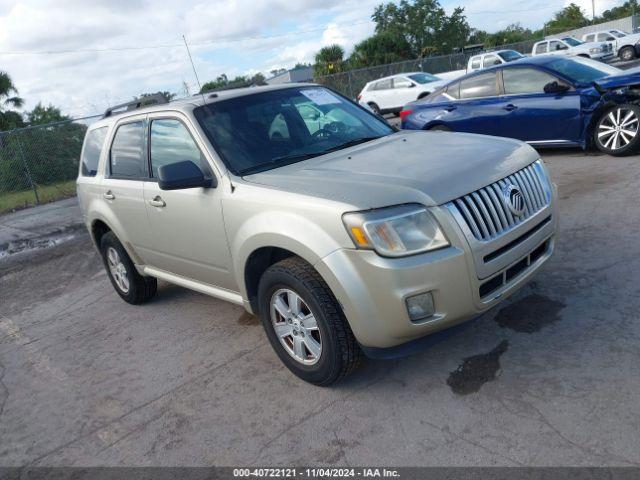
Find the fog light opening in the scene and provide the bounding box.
[406,291,435,322]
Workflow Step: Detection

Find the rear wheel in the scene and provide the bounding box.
[258,257,362,386]
[100,232,157,304]
[619,46,636,62]
[594,104,640,156]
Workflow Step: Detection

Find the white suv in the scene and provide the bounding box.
[582,29,640,61]
[357,72,449,114]
[532,37,613,61]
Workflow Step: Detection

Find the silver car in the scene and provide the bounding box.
[76,85,557,385]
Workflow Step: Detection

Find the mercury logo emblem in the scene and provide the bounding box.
[503,184,525,216]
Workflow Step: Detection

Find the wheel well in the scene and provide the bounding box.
[577,54,590,58]
[244,247,296,313]
[91,220,111,247]
[417,91,431,100]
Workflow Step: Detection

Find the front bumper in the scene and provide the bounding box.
[591,52,614,61]
[315,180,558,350]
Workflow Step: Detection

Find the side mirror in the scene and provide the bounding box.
[493,59,502,65]
[158,161,215,190]
[544,81,570,94]
[408,83,416,88]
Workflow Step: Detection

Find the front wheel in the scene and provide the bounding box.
[594,104,640,156]
[619,46,636,61]
[368,102,381,114]
[257,257,362,386]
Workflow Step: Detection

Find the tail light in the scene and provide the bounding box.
[357,94,362,101]
[399,109,413,119]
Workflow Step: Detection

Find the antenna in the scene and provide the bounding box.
[183,35,206,103]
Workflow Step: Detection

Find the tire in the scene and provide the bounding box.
[368,102,381,114]
[257,257,362,386]
[619,46,636,62]
[100,231,157,305]
[593,104,640,156]
[429,125,452,132]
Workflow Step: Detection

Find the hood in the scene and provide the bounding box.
[243,131,539,209]
[595,66,640,89]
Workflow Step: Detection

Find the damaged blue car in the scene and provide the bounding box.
[400,55,640,156]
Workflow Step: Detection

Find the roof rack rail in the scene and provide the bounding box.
[103,93,168,118]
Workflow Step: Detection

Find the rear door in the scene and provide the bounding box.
[388,76,418,109]
[101,117,154,257]
[498,66,582,143]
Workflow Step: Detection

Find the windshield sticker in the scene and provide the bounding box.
[301,88,341,105]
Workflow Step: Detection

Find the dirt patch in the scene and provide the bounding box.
[447,340,508,395]
[0,223,86,259]
[494,294,565,333]
[237,312,259,326]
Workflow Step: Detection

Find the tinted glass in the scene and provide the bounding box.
[110,122,145,178]
[408,73,439,84]
[503,68,559,94]
[446,82,460,99]
[547,57,620,83]
[498,50,524,62]
[471,58,481,69]
[535,43,548,54]
[483,55,499,68]
[375,79,392,90]
[194,87,394,175]
[597,33,614,41]
[460,73,497,99]
[394,77,413,88]
[80,127,108,177]
[550,41,564,51]
[150,119,208,178]
[562,37,582,46]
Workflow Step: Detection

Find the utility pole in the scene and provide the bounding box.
[592,0,596,22]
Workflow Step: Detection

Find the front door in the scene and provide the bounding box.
[499,67,582,143]
[141,115,235,291]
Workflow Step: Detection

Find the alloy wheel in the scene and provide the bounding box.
[106,247,130,294]
[597,107,639,151]
[270,288,322,365]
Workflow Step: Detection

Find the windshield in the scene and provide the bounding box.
[547,56,621,83]
[408,72,440,84]
[194,87,394,175]
[498,50,524,62]
[610,30,627,38]
[562,37,583,46]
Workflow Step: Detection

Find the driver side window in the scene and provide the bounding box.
[503,68,561,95]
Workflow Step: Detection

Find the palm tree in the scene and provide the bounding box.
[0,71,24,130]
[314,44,345,77]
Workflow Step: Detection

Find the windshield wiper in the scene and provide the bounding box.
[319,136,383,155]
[239,153,321,176]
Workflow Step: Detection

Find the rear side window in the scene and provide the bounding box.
[535,43,548,54]
[150,119,208,178]
[503,68,559,94]
[374,79,392,90]
[460,73,497,99]
[110,121,146,179]
[80,127,108,177]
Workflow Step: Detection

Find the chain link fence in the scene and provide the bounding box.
[315,39,537,99]
[0,115,100,214]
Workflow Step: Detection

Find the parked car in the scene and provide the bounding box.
[400,55,640,155]
[532,37,613,61]
[357,72,449,114]
[582,29,640,61]
[467,50,525,72]
[77,84,557,385]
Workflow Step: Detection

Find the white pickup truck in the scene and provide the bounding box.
[532,37,613,61]
[467,50,525,72]
[582,29,640,61]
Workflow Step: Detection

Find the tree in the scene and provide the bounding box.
[270,68,287,76]
[544,3,588,35]
[598,0,639,21]
[348,31,413,68]
[200,74,253,93]
[250,72,267,86]
[137,91,176,105]
[26,103,69,126]
[314,44,345,76]
[372,0,470,56]
[0,71,24,131]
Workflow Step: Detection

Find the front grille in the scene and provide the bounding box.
[451,161,549,241]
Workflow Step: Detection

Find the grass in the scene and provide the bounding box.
[0,180,77,215]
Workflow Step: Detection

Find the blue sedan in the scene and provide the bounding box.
[400,55,640,156]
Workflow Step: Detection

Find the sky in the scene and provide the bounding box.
[0,0,621,118]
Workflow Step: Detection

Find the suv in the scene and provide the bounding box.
[467,50,525,72]
[582,29,640,61]
[532,37,613,60]
[77,85,557,385]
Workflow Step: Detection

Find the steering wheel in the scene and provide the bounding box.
[311,122,345,140]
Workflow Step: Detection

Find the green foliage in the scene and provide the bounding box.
[136,91,177,105]
[372,0,470,56]
[472,23,540,48]
[0,71,24,132]
[26,103,70,126]
[544,3,589,34]
[314,44,346,76]
[200,72,267,92]
[348,31,413,68]
[598,0,640,21]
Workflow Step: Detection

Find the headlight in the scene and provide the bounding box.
[342,204,449,257]
[590,47,601,53]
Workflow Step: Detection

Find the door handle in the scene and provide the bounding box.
[444,105,457,112]
[148,196,166,208]
[504,104,518,111]
[103,191,115,200]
